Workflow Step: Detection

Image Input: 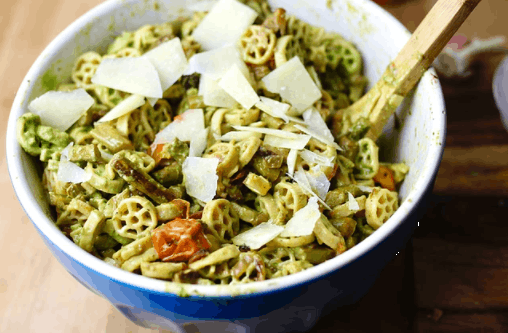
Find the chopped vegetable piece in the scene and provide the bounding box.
[243,173,271,196]
[90,123,133,153]
[111,156,181,204]
[373,165,396,191]
[152,218,210,262]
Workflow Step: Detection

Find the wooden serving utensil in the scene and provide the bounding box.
[336,0,482,141]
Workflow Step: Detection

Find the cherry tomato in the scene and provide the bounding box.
[152,218,211,262]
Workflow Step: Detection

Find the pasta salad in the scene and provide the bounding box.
[16,0,409,285]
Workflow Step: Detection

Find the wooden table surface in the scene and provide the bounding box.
[1,0,507,332]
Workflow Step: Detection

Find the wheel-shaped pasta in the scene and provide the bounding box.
[210,108,228,139]
[203,142,240,178]
[93,85,129,108]
[103,47,141,59]
[56,198,95,226]
[85,162,125,194]
[313,214,347,254]
[69,126,94,145]
[71,51,102,89]
[111,150,155,173]
[189,244,240,271]
[134,23,175,52]
[236,136,261,167]
[112,196,158,239]
[147,99,172,133]
[224,107,260,126]
[195,262,231,284]
[365,188,399,229]
[266,234,315,248]
[331,39,362,75]
[79,210,105,252]
[181,36,201,59]
[354,138,379,180]
[238,25,277,65]
[140,262,185,280]
[231,252,266,283]
[313,89,335,122]
[330,195,366,218]
[255,194,283,222]
[181,11,207,38]
[231,202,269,226]
[274,178,308,221]
[272,260,313,278]
[274,35,304,68]
[106,31,135,54]
[202,199,240,243]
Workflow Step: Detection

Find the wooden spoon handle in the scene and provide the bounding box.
[392,0,482,96]
[363,0,481,140]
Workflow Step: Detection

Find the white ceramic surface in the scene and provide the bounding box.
[6,0,445,298]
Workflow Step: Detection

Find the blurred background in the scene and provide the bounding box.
[1,0,507,332]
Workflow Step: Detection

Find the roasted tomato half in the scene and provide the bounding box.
[152,218,211,262]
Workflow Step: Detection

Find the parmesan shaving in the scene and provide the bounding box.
[357,185,374,193]
[232,125,300,139]
[232,222,284,250]
[299,149,334,167]
[220,131,262,141]
[96,94,145,123]
[288,168,331,210]
[302,108,335,143]
[306,166,331,200]
[192,0,258,51]
[92,57,162,98]
[347,192,360,211]
[57,143,92,183]
[28,88,94,132]
[143,38,188,92]
[218,65,259,110]
[189,128,209,157]
[185,45,250,81]
[147,97,158,107]
[279,197,321,237]
[152,109,205,148]
[287,149,298,177]
[264,134,310,150]
[256,97,290,122]
[199,74,237,108]
[294,124,341,150]
[182,157,219,202]
[261,57,322,112]
[57,161,92,184]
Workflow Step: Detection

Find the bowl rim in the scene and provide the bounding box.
[6,0,446,298]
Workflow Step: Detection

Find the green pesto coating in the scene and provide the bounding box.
[17,112,70,157]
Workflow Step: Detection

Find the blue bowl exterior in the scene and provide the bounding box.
[26,171,437,332]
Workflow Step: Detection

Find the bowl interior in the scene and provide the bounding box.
[7,0,445,297]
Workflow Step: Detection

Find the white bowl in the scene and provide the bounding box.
[6,0,445,331]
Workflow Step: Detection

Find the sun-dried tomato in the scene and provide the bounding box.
[152,218,211,262]
[373,166,395,191]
